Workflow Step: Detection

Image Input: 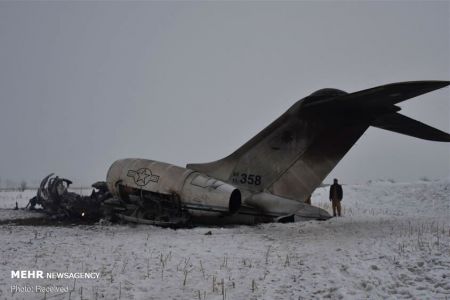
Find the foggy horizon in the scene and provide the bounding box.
[0,1,449,187]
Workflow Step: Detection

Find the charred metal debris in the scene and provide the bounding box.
[27,174,188,227]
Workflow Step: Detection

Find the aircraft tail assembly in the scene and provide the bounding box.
[188,81,450,203]
[303,81,450,142]
[371,112,450,142]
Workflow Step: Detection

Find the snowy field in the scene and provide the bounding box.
[0,180,449,299]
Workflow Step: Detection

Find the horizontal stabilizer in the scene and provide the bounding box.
[372,113,450,142]
[304,81,450,110]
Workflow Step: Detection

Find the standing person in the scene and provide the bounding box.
[329,178,343,217]
[304,194,311,205]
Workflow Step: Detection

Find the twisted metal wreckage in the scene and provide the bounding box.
[28,173,188,226]
[27,81,450,227]
[27,174,107,221]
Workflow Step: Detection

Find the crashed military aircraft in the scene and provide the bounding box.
[104,80,450,225]
[31,81,450,226]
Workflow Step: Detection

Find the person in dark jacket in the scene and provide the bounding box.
[329,178,343,216]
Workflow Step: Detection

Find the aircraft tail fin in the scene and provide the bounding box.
[187,81,450,202]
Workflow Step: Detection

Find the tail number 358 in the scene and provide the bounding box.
[239,173,261,185]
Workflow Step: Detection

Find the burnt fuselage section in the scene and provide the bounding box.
[104,158,329,225]
[105,158,242,225]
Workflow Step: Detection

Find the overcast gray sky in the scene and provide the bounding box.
[0,1,449,187]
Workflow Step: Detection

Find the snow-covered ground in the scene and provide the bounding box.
[0,180,449,299]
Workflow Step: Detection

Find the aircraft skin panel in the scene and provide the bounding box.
[228,117,318,192]
[268,124,369,201]
[107,158,192,196]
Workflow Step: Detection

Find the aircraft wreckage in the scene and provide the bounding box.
[28,81,450,226]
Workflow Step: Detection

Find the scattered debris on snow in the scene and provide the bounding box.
[0,179,449,299]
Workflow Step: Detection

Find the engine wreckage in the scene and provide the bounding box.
[27,173,190,226]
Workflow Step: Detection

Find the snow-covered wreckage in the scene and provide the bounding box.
[24,81,450,227]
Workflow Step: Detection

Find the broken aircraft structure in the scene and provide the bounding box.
[28,81,450,226]
[27,174,109,221]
